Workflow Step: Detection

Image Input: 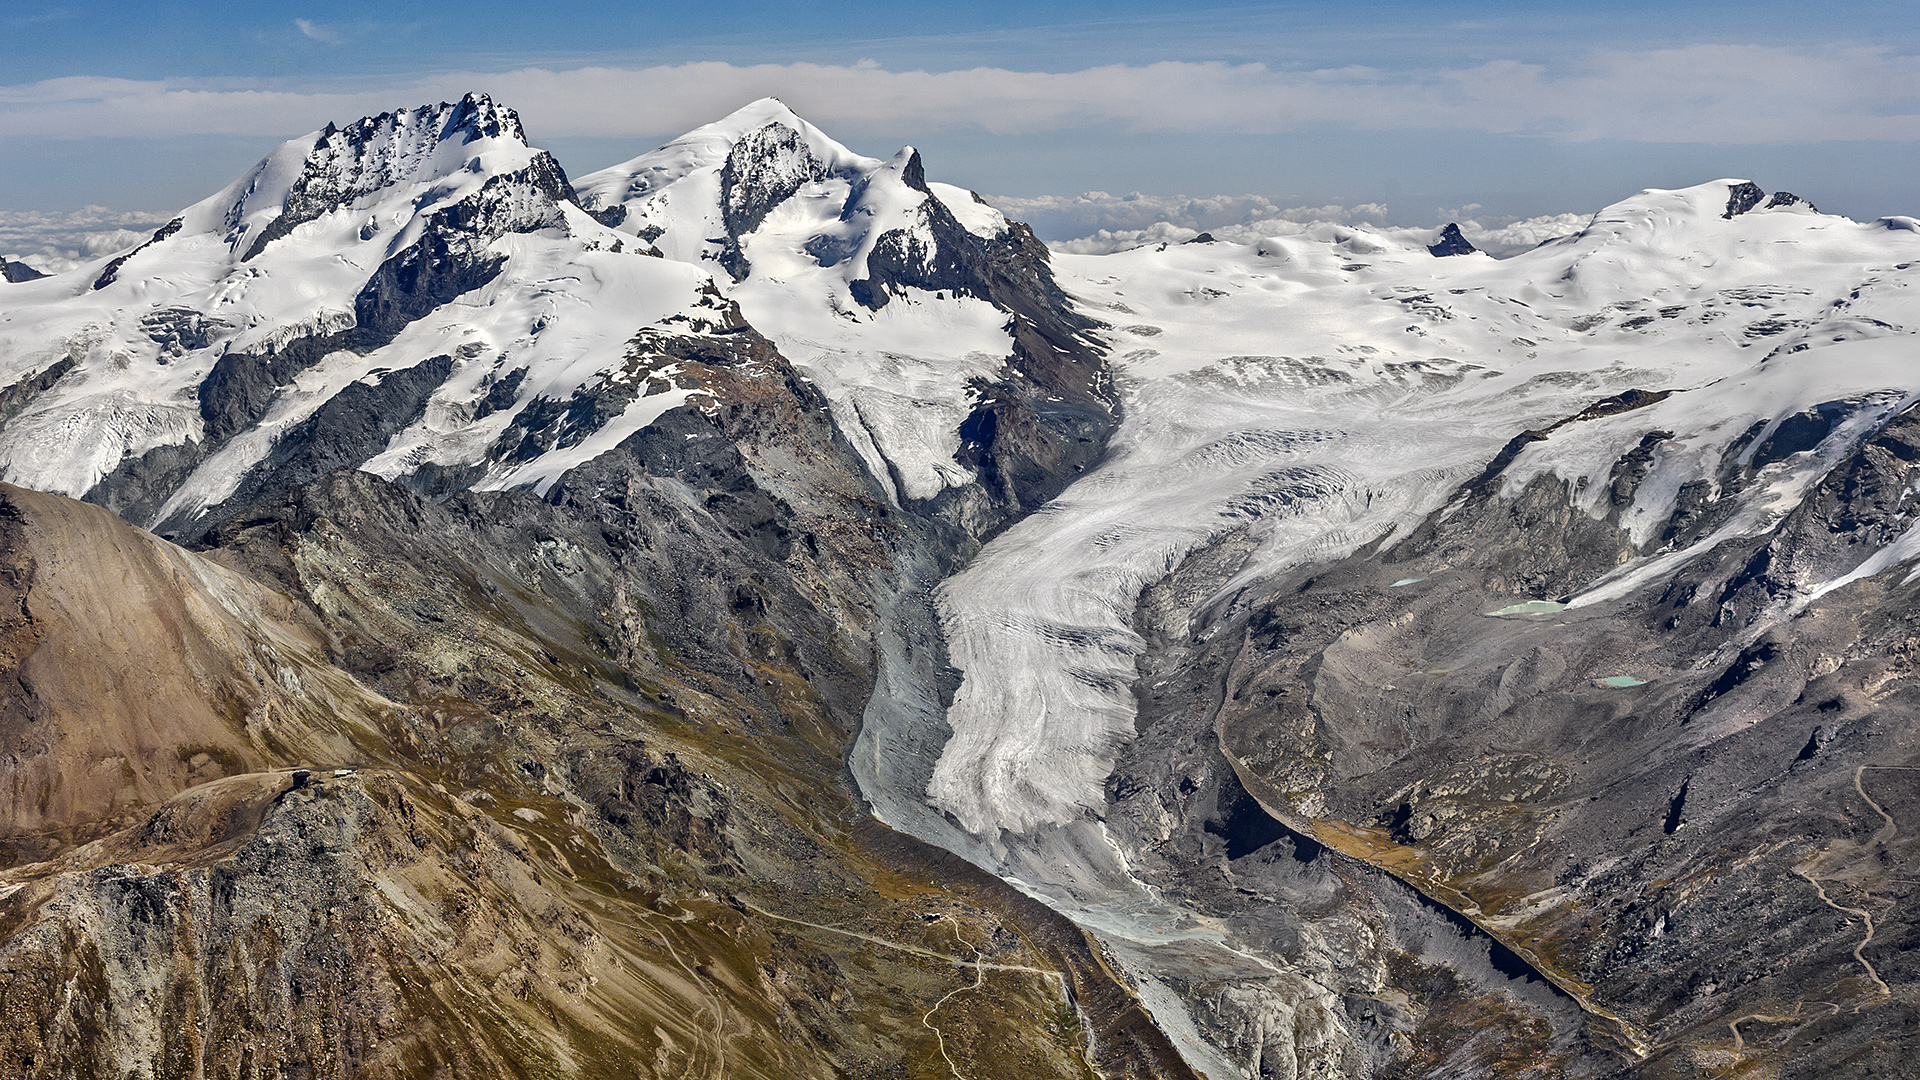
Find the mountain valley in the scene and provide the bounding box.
[1,94,1918,1079]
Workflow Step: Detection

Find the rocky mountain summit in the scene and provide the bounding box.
[0,257,45,283]
[2,95,1919,1079]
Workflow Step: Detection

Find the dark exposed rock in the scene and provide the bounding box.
[714,122,834,280]
[1427,222,1476,257]
[832,153,1117,528]
[196,221,506,453]
[139,307,231,360]
[80,442,205,529]
[96,174,550,524]
[89,217,182,290]
[1751,400,1849,469]
[242,94,570,261]
[0,357,76,436]
[470,366,526,420]
[1443,388,1671,512]
[183,354,456,532]
[1724,181,1767,219]
[0,257,46,283]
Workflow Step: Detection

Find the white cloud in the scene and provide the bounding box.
[987,190,1398,238]
[0,206,173,272]
[0,47,1913,145]
[1456,212,1595,256]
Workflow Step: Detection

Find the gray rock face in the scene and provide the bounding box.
[1725,181,1768,218]
[180,354,456,532]
[0,257,46,283]
[1428,222,1477,257]
[716,122,834,280]
[841,158,1116,529]
[0,358,74,435]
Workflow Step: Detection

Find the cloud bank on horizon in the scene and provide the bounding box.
[2,48,1915,145]
[986,191,1592,257]
[1,35,1915,268]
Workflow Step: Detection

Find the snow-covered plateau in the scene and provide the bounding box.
[5,93,1920,1079]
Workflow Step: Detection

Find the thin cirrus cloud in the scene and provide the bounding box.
[293,19,343,45]
[0,47,1915,146]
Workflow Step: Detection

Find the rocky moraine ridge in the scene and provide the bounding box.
[1,94,1919,1079]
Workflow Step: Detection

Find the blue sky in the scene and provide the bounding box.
[2,0,1917,245]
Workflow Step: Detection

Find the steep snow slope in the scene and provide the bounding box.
[577,99,1034,505]
[931,182,1920,835]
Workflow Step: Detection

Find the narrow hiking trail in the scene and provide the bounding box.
[923,922,986,1080]
[1791,764,1920,1010]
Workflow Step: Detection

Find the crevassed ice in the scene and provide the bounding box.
[929,186,1920,836]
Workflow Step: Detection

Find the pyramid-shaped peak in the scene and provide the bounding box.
[707,96,809,135]
[875,146,929,193]
[671,97,866,167]
[442,92,527,143]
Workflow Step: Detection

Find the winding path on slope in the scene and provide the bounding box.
[1720,765,1920,1065]
[636,900,736,1080]
[733,896,1073,986]
[922,921,985,1080]
[1725,1001,1841,1054]
[732,897,1094,1078]
[1781,760,1920,1006]
[1791,764,1920,1008]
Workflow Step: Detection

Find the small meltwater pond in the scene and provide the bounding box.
[1487,600,1567,616]
[1596,675,1648,688]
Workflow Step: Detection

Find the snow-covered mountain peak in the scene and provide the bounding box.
[0,95,1105,537]
[572,101,1015,289]
[883,145,926,191]
[67,93,583,304]
[1548,178,1820,249]
[217,93,571,264]
[576,98,873,217]
[580,105,1104,514]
